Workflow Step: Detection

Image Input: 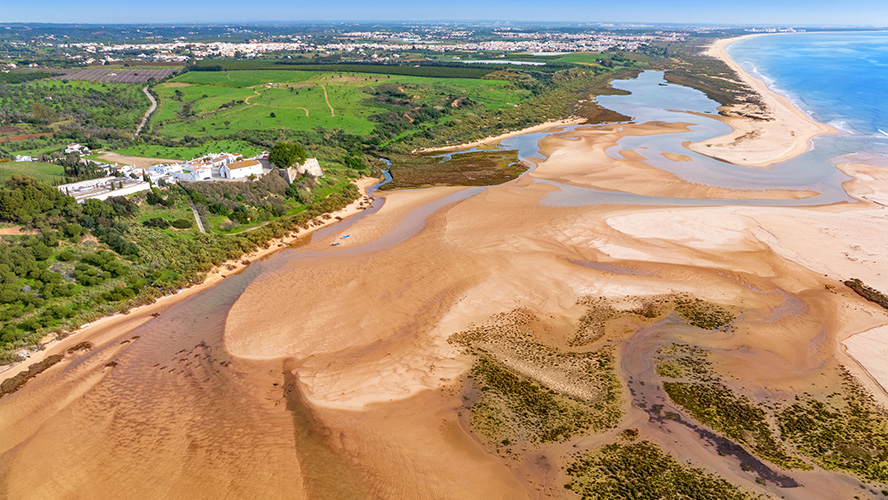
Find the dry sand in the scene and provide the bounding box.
[96,152,180,169]
[687,35,837,167]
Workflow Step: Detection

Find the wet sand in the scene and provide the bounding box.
[532,122,819,200]
[3,80,888,500]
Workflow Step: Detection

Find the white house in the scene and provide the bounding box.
[109,163,134,175]
[221,159,263,180]
[190,165,212,181]
[64,143,90,155]
[149,163,183,175]
[206,152,240,167]
[15,155,33,162]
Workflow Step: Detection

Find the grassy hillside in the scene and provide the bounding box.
[0,161,65,183]
[149,70,531,139]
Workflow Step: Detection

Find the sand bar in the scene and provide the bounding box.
[413,117,584,153]
[687,35,836,167]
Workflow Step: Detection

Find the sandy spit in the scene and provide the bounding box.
[686,35,836,167]
[412,118,585,153]
[530,122,819,200]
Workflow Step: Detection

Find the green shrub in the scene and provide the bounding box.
[170,218,193,229]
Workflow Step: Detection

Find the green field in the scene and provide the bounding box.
[150,70,530,139]
[113,140,263,161]
[0,161,64,183]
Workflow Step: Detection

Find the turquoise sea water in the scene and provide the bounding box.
[730,31,888,164]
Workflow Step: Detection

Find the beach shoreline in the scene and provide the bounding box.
[686,34,837,167]
[0,176,379,384]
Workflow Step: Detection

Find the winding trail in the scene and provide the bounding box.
[321,85,335,117]
[238,89,310,117]
[134,86,157,138]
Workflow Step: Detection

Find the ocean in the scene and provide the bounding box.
[729,31,888,164]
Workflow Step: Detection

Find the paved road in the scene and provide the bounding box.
[134,86,157,138]
[190,200,206,233]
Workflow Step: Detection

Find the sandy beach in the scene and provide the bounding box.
[687,35,837,167]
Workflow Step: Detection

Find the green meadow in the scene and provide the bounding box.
[113,140,263,161]
[0,161,65,184]
[149,70,530,138]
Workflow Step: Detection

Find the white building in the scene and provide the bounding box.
[56,176,150,203]
[221,159,263,179]
[149,163,183,175]
[191,165,212,181]
[64,143,90,155]
[109,164,134,175]
[15,155,33,162]
[207,152,241,167]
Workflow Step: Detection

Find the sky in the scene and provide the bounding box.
[3,0,888,26]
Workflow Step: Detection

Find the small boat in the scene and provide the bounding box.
[341,235,351,239]
[331,242,340,246]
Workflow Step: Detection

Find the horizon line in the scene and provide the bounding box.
[2,20,887,29]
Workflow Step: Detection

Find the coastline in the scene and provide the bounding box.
[687,34,837,167]
[0,176,378,384]
[5,63,888,497]
[412,118,585,154]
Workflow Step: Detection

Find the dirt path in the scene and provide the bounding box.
[321,85,335,117]
[235,90,310,117]
[244,90,260,104]
[97,152,178,170]
[134,86,157,138]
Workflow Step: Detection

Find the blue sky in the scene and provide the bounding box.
[4,0,888,25]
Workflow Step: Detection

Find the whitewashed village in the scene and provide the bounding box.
[48,144,323,203]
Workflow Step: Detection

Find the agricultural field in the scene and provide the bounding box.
[149,70,532,139]
[56,67,180,83]
[0,78,150,154]
[0,161,65,183]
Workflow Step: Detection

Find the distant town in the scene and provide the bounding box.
[0,23,806,67]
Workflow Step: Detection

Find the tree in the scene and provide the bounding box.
[268,141,307,169]
[269,112,276,118]
[29,101,56,122]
